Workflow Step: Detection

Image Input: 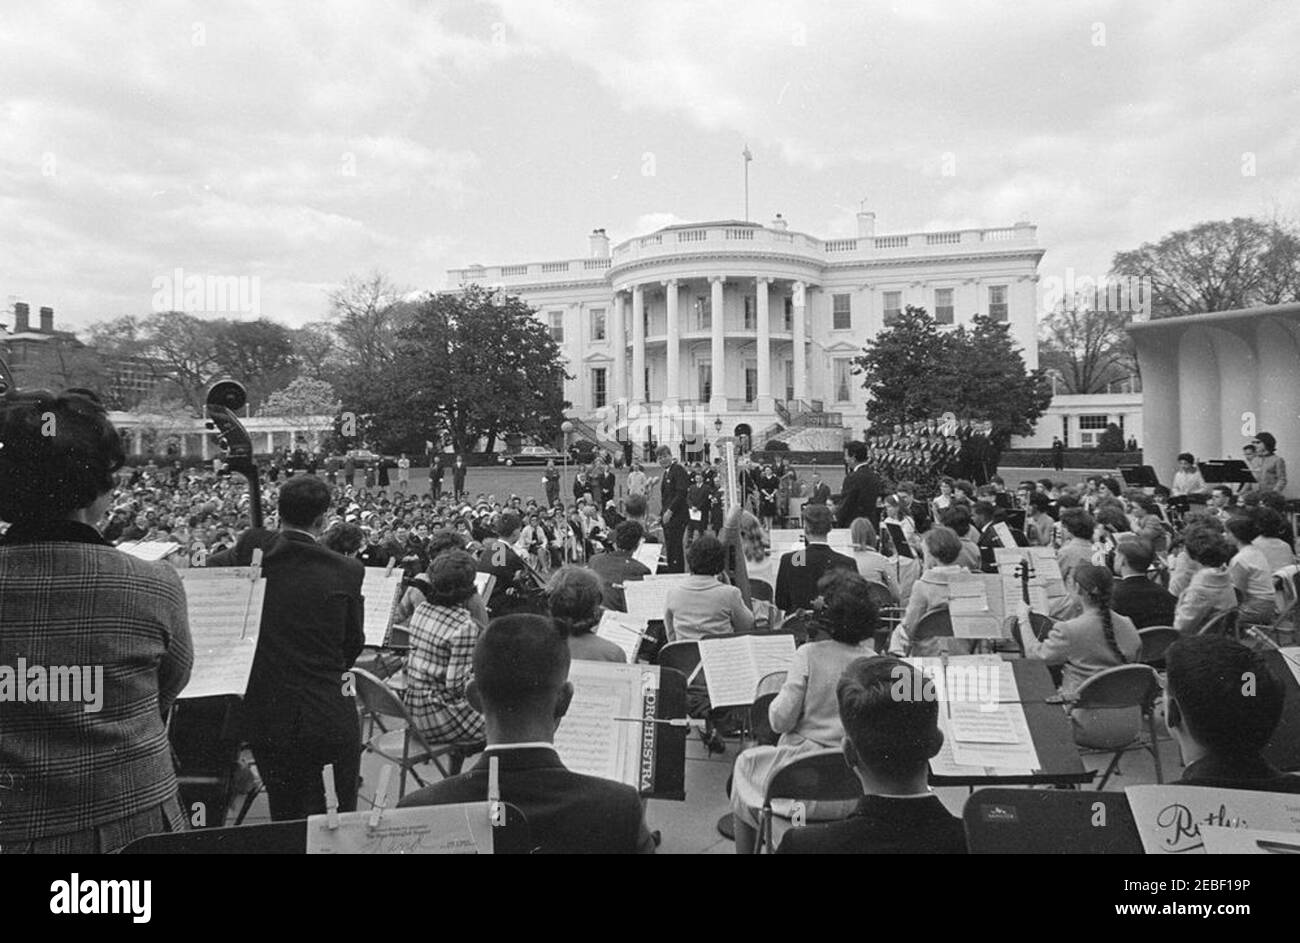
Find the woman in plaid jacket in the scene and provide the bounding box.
[0,388,193,853]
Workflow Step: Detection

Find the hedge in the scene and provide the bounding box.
[1001,448,1143,469]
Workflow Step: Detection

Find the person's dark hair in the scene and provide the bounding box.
[1129,493,1158,517]
[686,533,726,576]
[816,571,877,644]
[546,566,603,636]
[624,493,647,518]
[938,504,971,535]
[1223,513,1260,546]
[1253,507,1292,545]
[426,549,478,606]
[1072,563,1127,663]
[613,520,644,552]
[1028,492,1052,514]
[655,444,674,462]
[804,503,833,537]
[972,502,995,525]
[0,389,125,523]
[426,528,468,560]
[278,474,331,528]
[1257,490,1287,514]
[1255,432,1276,454]
[1183,526,1233,568]
[1060,507,1095,540]
[837,657,942,779]
[1095,503,1131,534]
[1098,477,1122,497]
[473,613,570,714]
[322,522,364,556]
[495,510,523,539]
[1115,537,1154,574]
[1166,635,1285,758]
[923,526,961,565]
[1210,485,1235,503]
[952,479,975,499]
[1178,452,1195,464]
[844,441,869,464]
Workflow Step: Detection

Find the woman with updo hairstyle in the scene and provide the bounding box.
[1022,562,1140,701]
[727,570,878,854]
[0,388,194,853]
[403,549,487,750]
[1172,526,1238,636]
[546,565,624,663]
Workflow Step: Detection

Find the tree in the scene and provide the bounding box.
[1110,216,1300,318]
[210,318,298,409]
[854,308,1051,452]
[1097,423,1125,452]
[371,285,570,455]
[291,323,336,381]
[1038,294,1139,394]
[259,377,341,421]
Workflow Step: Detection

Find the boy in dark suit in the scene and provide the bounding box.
[208,475,365,820]
[1110,539,1176,629]
[778,657,967,854]
[775,504,856,612]
[399,613,656,853]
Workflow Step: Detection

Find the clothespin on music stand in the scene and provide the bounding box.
[249,547,263,580]
[368,764,393,829]
[938,648,953,721]
[322,764,340,830]
[385,556,397,578]
[488,754,505,829]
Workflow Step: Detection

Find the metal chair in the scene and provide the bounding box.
[1136,625,1180,670]
[1068,664,1164,790]
[749,579,774,603]
[757,748,864,853]
[748,671,788,747]
[1198,608,1238,637]
[352,668,467,798]
[864,581,901,652]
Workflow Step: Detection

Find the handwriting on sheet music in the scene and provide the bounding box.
[306,805,490,854]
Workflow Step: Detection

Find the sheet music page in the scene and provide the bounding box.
[1000,577,1048,617]
[948,574,1003,638]
[632,542,662,572]
[696,636,766,708]
[306,804,493,854]
[946,708,1037,770]
[1201,826,1300,855]
[361,569,404,646]
[993,522,1017,549]
[1124,785,1300,854]
[750,634,797,682]
[118,540,181,561]
[1028,547,1063,584]
[554,661,646,786]
[596,610,645,663]
[622,575,691,627]
[913,657,1036,772]
[767,529,803,556]
[1279,647,1300,689]
[948,700,1021,743]
[473,571,493,598]
[178,568,265,698]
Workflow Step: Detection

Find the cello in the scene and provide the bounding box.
[204,379,264,530]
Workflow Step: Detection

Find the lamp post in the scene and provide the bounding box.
[561,420,574,508]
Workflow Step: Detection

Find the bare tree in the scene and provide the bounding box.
[1038,294,1139,394]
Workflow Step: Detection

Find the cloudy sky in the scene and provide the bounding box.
[2,0,1297,332]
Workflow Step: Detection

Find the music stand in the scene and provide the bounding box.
[1199,460,1256,486]
[1118,465,1160,489]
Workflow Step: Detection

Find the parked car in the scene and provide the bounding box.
[498,445,565,466]
[344,448,381,465]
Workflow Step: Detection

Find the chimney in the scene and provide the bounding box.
[14,302,29,333]
[39,306,54,332]
[857,210,876,238]
[770,213,788,231]
[589,228,610,258]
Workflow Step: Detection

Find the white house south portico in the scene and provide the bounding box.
[447,213,1044,450]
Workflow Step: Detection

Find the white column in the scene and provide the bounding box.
[664,279,680,406]
[756,276,773,411]
[612,291,627,400]
[632,284,646,403]
[201,431,211,461]
[792,280,808,402]
[709,276,726,411]
[265,431,274,452]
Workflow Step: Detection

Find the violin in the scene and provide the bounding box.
[204,379,264,529]
[1014,556,1053,644]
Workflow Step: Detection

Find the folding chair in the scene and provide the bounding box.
[909,608,976,657]
[749,579,774,604]
[757,748,863,853]
[1068,664,1164,790]
[352,668,468,798]
[863,580,901,652]
[778,611,820,646]
[1198,608,1238,637]
[962,788,1142,854]
[748,671,788,748]
[1136,626,1180,671]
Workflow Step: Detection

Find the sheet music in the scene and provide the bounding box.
[947,574,1004,638]
[178,568,265,698]
[306,804,493,854]
[118,540,181,561]
[697,634,796,708]
[907,656,1038,773]
[632,542,662,572]
[993,522,1017,549]
[361,569,404,646]
[1279,647,1300,690]
[1000,577,1049,617]
[474,571,493,598]
[948,700,1020,743]
[768,529,803,556]
[1201,826,1300,855]
[596,610,645,663]
[1124,785,1300,854]
[622,574,692,627]
[554,661,658,789]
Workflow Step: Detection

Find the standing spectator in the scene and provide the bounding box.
[429,455,444,500]
[544,459,560,507]
[1051,436,1065,471]
[806,471,831,507]
[343,453,356,489]
[452,454,468,501]
[377,455,391,494]
[397,453,411,492]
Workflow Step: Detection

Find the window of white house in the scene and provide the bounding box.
[833,358,853,402]
[698,363,712,402]
[934,288,954,325]
[590,308,606,341]
[988,284,1008,321]
[783,297,793,332]
[1077,413,1109,447]
[832,293,852,330]
[694,295,711,331]
[548,311,564,342]
[591,368,607,408]
[883,291,902,324]
[743,295,756,330]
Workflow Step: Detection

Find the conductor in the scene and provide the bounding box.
[836,440,885,530]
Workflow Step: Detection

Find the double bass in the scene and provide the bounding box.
[203,379,264,529]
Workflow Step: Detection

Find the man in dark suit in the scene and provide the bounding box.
[835,441,884,530]
[658,444,690,573]
[208,475,365,821]
[775,504,857,612]
[806,471,831,507]
[429,455,444,500]
[399,613,656,853]
[1110,539,1176,629]
[1166,636,1300,793]
[778,657,967,854]
[586,521,652,612]
[452,455,468,501]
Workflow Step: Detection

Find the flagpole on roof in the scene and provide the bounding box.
[742,144,753,222]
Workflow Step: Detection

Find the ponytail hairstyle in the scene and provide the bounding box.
[1073,562,1126,662]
